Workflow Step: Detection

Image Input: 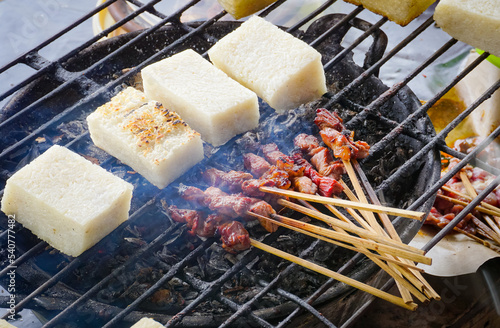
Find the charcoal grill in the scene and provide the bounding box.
[0,0,499,327]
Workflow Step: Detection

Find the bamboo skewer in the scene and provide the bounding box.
[342,160,385,235]
[436,194,500,217]
[351,160,441,301]
[298,201,426,303]
[338,180,378,233]
[247,211,423,273]
[460,171,500,242]
[249,238,418,310]
[278,199,425,255]
[453,227,500,254]
[441,185,500,217]
[260,186,425,220]
[267,212,431,265]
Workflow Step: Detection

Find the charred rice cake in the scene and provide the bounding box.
[87,87,204,189]
[208,16,327,113]
[0,145,133,257]
[141,49,260,147]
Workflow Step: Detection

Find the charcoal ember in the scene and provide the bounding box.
[312,242,337,262]
[280,269,326,298]
[223,286,261,303]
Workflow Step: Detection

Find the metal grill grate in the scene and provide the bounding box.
[0,0,499,327]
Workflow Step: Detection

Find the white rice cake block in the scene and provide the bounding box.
[344,0,436,26]
[434,0,500,57]
[217,0,278,19]
[141,49,259,147]
[0,145,133,257]
[0,320,16,328]
[87,87,204,189]
[208,16,327,113]
[131,318,164,328]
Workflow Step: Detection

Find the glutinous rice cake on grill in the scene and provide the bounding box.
[208,15,327,113]
[141,49,260,147]
[0,145,134,257]
[87,87,204,189]
[130,318,165,328]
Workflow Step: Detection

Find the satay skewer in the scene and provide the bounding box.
[460,171,500,240]
[260,186,425,220]
[248,211,423,273]
[261,212,431,265]
[278,199,425,255]
[441,185,500,217]
[351,160,441,301]
[249,238,418,310]
[295,200,426,303]
[436,194,500,218]
[342,159,386,235]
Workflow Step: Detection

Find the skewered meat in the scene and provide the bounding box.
[294,133,346,180]
[241,166,291,197]
[314,108,370,161]
[243,153,271,177]
[202,168,253,193]
[218,221,251,253]
[292,153,343,197]
[260,143,317,194]
[425,152,500,242]
[180,186,277,232]
[167,205,250,253]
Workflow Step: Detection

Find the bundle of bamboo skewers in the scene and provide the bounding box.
[246,157,440,311]
[433,168,500,252]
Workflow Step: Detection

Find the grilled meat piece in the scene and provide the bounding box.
[217,221,251,253]
[168,205,228,237]
[243,153,271,177]
[167,205,250,253]
[292,153,343,196]
[294,133,346,180]
[260,143,318,195]
[241,166,291,197]
[292,176,318,195]
[314,107,344,131]
[314,108,370,161]
[180,186,278,232]
[202,168,253,193]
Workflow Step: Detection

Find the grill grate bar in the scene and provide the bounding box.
[274,286,337,328]
[220,239,336,328]
[276,252,366,327]
[437,144,500,175]
[0,4,223,161]
[367,52,489,161]
[1,190,164,318]
[102,239,213,327]
[0,0,198,132]
[424,174,500,252]
[319,15,388,71]
[345,37,458,129]
[0,241,46,279]
[42,221,182,328]
[1,257,84,320]
[164,249,266,327]
[309,6,367,48]
[0,0,164,104]
[376,78,500,192]
[286,0,339,33]
[0,0,120,75]
[324,15,434,80]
